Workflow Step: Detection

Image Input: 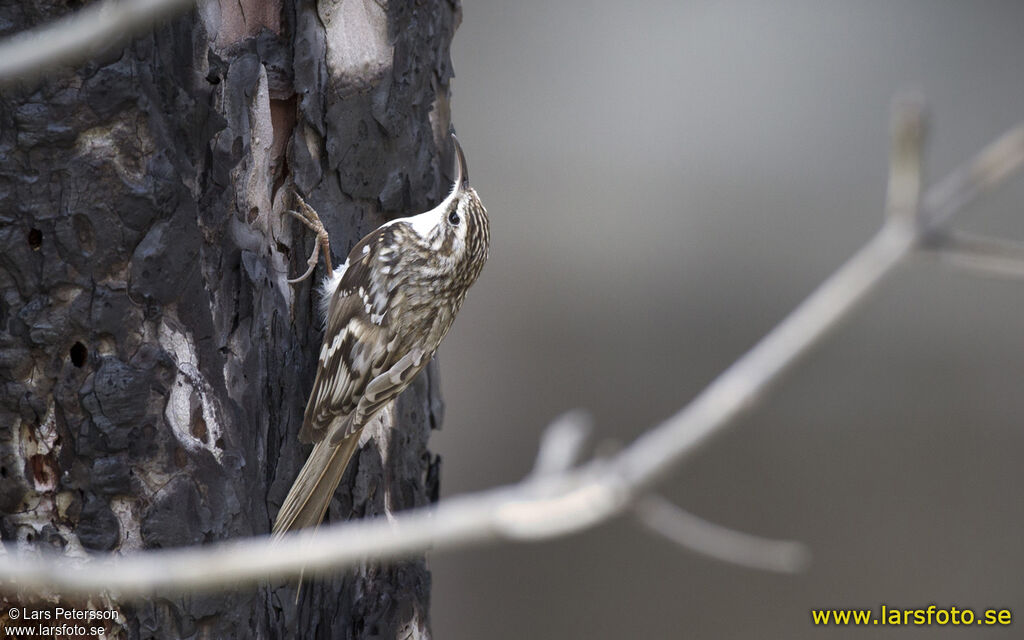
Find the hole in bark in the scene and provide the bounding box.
[215,437,225,450]
[0,466,6,478]
[70,342,87,367]
[205,71,221,84]
[27,228,42,250]
[275,241,290,256]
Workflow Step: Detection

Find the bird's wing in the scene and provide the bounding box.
[327,347,427,446]
[298,225,404,444]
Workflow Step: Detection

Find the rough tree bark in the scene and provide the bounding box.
[0,1,458,637]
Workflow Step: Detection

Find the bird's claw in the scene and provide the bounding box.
[286,193,334,283]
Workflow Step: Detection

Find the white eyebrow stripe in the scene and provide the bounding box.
[382,178,460,238]
[404,209,441,237]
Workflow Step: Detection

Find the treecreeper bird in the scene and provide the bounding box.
[273,135,489,536]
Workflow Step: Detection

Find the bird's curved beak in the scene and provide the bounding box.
[452,134,469,190]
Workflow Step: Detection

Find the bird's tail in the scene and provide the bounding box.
[272,430,363,537]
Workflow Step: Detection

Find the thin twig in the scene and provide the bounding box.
[920,124,1024,232]
[2,111,1023,598]
[615,97,928,490]
[530,410,592,477]
[885,97,926,224]
[922,231,1024,280]
[0,0,196,83]
[615,112,1020,492]
[634,496,810,574]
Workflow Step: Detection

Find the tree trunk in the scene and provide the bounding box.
[0,1,458,637]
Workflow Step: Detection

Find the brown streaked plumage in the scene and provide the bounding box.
[273,136,489,537]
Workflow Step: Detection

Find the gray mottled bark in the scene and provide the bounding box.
[0,1,458,637]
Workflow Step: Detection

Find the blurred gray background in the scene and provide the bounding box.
[432,1,1024,638]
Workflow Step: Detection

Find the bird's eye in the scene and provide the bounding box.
[448,209,460,225]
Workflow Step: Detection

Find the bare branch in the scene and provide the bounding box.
[530,410,592,477]
[2,109,1024,598]
[0,0,195,83]
[634,496,810,574]
[0,470,628,595]
[920,124,1024,232]
[613,226,915,489]
[885,97,926,223]
[922,231,1024,280]
[614,113,1024,493]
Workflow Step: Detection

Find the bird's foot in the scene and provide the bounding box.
[286,193,334,283]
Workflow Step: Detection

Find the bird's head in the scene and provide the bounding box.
[396,135,490,285]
